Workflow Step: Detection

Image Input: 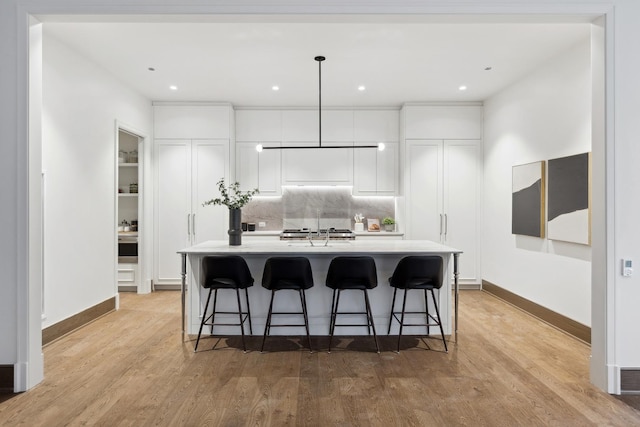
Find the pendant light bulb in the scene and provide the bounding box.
[378,142,386,151]
[256,144,263,153]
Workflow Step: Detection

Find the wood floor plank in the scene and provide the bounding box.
[1,290,640,426]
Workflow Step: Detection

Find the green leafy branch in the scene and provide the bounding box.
[202,178,259,209]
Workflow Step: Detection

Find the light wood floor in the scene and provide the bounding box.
[1,290,639,426]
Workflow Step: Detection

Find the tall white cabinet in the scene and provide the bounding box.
[402,105,483,285]
[153,104,232,287]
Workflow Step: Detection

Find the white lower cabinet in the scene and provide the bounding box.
[118,263,139,290]
[154,139,229,286]
[405,139,481,284]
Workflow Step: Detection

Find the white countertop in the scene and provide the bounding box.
[178,239,461,255]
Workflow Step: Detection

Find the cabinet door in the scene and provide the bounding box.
[353,146,377,194]
[236,142,259,192]
[235,110,282,142]
[192,140,229,245]
[443,140,481,283]
[154,105,231,139]
[282,110,318,142]
[377,142,398,194]
[236,142,281,196]
[354,110,399,142]
[282,142,353,185]
[353,142,397,195]
[405,140,443,241]
[155,140,191,285]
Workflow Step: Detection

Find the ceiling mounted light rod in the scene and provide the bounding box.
[258,55,383,152]
[316,56,324,148]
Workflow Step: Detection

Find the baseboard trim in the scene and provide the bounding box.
[42,297,116,346]
[482,280,591,344]
[0,365,13,393]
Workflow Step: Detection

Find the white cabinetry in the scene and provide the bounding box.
[353,142,398,195]
[154,104,232,139]
[154,139,229,286]
[353,110,399,195]
[403,105,483,140]
[235,110,281,195]
[281,142,354,185]
[153,104,233,287]
[404,140,481,284]
[235,142,281,195]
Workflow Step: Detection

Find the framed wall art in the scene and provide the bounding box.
[547,152,591,245]
[512,161,545,238]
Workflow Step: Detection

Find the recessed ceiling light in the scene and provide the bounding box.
[458,85,467,91]
[485,66,493,71]
[272,85,279,91]
[169,85,178,91]
[148,67,155,71]
[358,85,366,91]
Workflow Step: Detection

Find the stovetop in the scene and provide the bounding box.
[280,228,356,240]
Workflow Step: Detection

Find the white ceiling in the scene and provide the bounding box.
[42,16,591,107]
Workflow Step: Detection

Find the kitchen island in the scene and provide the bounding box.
[177,239,461,341]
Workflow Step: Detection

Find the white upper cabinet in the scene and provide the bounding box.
[236,142,281,196]
[153,104,232,139]
[281,142,353,185]
[321,110,354,142]
[235,110,282,142]
[403,105,482,140]
[282,110,319,142]
[354,110,399,142]
[353,142,398,195]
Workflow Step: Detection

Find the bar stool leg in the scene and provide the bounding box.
[329,289,338,335]
[210,289,219,335]
[430,289,448,353]
[424,289,430,336]
[235,288,247,352]
[195,287,214,352]
[387,287,398,335]
[261,290,276,353]
[328,289,341,353]
[299,289,313,353]
[245,288,253,335]
[363,289,380,353]
[397,289,409,353]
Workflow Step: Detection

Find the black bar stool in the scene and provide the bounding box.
[260,257,314,353]
[325,256,380,353]
[195,255,254,352]
[387,255,447,353]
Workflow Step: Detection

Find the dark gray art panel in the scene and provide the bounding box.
[547,152,590,244]
[512,161,545,238]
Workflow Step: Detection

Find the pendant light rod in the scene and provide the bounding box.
[259,55,382,151]
[316,55,324,149]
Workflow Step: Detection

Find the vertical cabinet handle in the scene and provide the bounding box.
[192,214,196,237]
[444,214,448,240]
[439,214,443,237]
[187,214,191,237]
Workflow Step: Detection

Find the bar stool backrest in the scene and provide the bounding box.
[326,256,378,290]
[389,256,443,289]
[262,257,314,290]
[202,255,254,289]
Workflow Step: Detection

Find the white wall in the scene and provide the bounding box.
[483,39,592,325]
[41,33,151,327]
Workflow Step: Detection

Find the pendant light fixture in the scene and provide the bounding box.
[257,56,384,152]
